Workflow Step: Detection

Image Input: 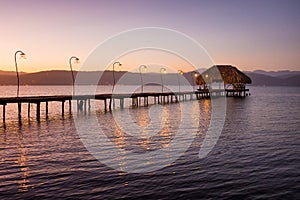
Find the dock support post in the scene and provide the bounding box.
[88,99,91,111]
[36,102,40,121]
[46,101,48,119]
[69,100,72,114]
[18,102,22,122]
[109,97,112,111]
[3,104,6,123]
[120,98,124,109]
[104,99,107,112]
[28,103,30,118]
[77,100,79,112]
[62,101,65,117]
[84,100,87,114]
[132,98,136,107]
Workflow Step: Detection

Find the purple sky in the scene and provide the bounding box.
[0,0,299,72]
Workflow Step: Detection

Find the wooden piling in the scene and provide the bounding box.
[18,102,22,121]
[28,103,30,118]
[36,102,40,121]
[46,101,49,118]
[62,101,65,116]
[88,99,91,111]
[69,100,72,114]
[2,104,6,123]
[120,98,124,109]
[84,100,87,113]
[104,99,107,112]
[109,97,112,111]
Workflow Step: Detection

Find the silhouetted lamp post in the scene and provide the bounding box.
[139,65,147,93]
[112,61,122,92]
[15,50,26,97]
[160,67,166,93]
[69,56,79,95]
[177,70,184,92]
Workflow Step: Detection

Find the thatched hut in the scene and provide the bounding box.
[196,65,251,90]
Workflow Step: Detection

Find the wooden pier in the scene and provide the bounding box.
[0,89,250,123]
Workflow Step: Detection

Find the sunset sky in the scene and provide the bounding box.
[0,0,299,72]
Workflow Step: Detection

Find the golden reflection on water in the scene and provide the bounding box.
[111,120,127,173]
[136,108,151,146]
[16,132,30,192]
[203,99,211,113]
[159,106,172,148]
[136,108,150,128]
[107,104,181,170]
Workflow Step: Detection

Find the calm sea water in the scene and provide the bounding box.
[0,86,299,199]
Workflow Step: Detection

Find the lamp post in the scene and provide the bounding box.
[177,70,184,92]
[14,50,26,97]
[112,61,122,92]
[139,65,147,93]
[160,67,166,93]
[69,56,79,95]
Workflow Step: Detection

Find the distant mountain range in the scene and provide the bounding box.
[0,69,299,86]
[244,70,300,87]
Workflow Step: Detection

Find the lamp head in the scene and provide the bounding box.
[139,65,147,71]
[20,52,26,59]
[160,68,166,73]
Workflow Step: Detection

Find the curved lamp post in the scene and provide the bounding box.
[69,56,79,95]
[112,61,122,92]
[139,65,147,93]
[160,67,166,93]
[15,50,26,97]
[177,70,184,92]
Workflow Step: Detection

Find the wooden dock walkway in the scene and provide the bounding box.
[0,89,250,123]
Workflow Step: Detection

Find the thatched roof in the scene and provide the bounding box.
[196,65,252,85]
